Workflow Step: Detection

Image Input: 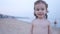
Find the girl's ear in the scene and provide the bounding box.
[34,12,38,18]
[47,11,49,13]
[45,11,48,14]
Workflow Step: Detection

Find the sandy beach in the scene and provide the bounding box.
[0,18,60,34]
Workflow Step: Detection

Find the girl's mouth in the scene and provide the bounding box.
[38,13,44,16]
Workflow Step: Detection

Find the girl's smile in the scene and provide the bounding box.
[37,12,44,16]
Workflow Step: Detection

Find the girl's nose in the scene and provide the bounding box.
[39,10,42,12]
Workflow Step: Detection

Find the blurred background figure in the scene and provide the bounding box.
[54,19,57,27]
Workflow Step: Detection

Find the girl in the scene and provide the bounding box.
[31,0,52,34]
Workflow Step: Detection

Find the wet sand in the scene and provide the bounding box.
[0,18,60,34]
[52,27,60,34]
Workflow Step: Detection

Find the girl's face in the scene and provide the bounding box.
[34,3,47,18]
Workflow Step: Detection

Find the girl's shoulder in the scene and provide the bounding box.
[46,20,51,25]
[31,19,38,24]
[32,19,37,23]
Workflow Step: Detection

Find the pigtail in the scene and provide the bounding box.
[45,14,48,19]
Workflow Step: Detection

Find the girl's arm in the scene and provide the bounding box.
[30,22,34,34]
[48,24,52,34]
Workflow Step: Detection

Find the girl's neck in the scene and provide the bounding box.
[37,17,46,20]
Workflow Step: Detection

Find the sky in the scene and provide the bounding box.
[0,0,60,27]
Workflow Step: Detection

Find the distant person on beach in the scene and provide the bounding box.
[31,0,52,34]
[54,19,57,27]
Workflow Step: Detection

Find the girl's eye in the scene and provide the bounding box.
[37,9,39,11]
[41,8,44,11]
